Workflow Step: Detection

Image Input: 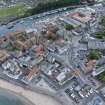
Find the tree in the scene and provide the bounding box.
[24,0,80,17]
[100,16,105,26]
[46,31,58,41]
[88,50,98,60]
[65,24,74,31]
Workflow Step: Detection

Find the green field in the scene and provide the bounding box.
[0,4,27,19]
[0,0,80,22]
[96,71,105,84]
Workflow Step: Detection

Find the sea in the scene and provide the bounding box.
[0,89,33,105]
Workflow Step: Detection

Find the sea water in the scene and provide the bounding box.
[0,89,33,105]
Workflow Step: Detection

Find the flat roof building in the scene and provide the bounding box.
[71,12,92,24]
[88,40,105,50]
[0,50,10,63]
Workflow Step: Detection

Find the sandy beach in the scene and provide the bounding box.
[0,79,61,105]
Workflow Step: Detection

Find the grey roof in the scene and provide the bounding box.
[92,64,105,76]
[60,17,83,27]
[88,40,105,50]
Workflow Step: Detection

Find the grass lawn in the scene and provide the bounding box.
[95,32,105,39]
[0,4,27,19]
[88,50,99,60]
[96,71,105,84]
[5,42,20,51]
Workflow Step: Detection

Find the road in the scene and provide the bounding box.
[0,4,92,37]
[0,2,103,36]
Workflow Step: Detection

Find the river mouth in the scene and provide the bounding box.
[0,88,33,105]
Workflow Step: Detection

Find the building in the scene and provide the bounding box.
[2,58,22,79]
[80,0,95,4]
[18,54,43,69]
[9,30,38,51]
[21,67,40,84]
[59,17,83,28]
[0,36,10,48]
[92,64,105,76]
[55,67,74,85]
[59,7,96,28]
[92,58,105,76]
[88,39,105,50]
[40,60,74,86]
[0,50,10,63]
[25,28,37,34]
[85,60,96,73]
[71,12,92,24]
